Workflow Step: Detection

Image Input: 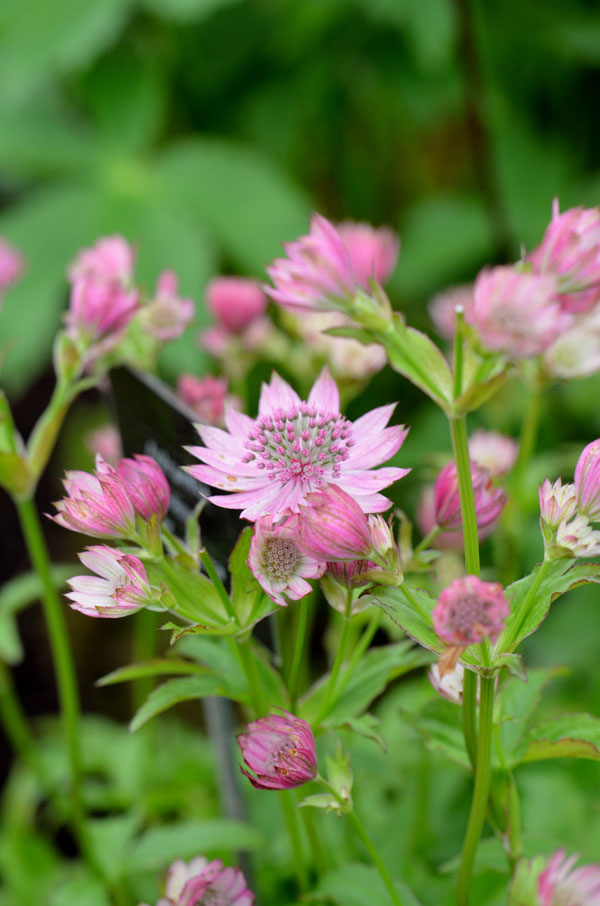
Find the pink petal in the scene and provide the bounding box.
[307,366,339,412]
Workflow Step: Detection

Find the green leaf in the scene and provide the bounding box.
[0,565,75,664]
[363,585,440,654]
[96,659,210,687]
[498,666,566,767]
[518,714,600,764]
[399,698,470,770]
[147,558,233,630]
[310,863,422,906]
[229,527,274,628]
[87,814,141,882]
[140,0,239,22]
[327,713,387,752]
[127,820,263,873]
[382,315,454,408]
[129,675,234,732]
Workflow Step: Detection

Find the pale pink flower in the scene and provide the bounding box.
[116,454,171,522]
[555,515,600,558]
[472,265,571,358]
[177,374,230,425]
[66,274,138,347]
[433,575,509,647]
[538,849,600,906]
[149,856,254,906]
[140,270,194,341]
[429,285,474,341]
[428,662,465,704]
[530,200,600,313]
[368,514,394,556]
[85,424,123,464]
[539,478,577,531]
[545,307,600,379]
[0,238,24,296]
[336,221,399,289]
[237,711,317,790]
[266,214,357,314]
[298,485,373,561]
[206,277,267,333]
[468,429,519,479]
[199,324,230,357]
[433,461,506,535]
[66,546,155,617]
[575,439,600,520]
[69,235,135,285]
[186,367,409,521]
[248,515,324,606]
[52,456,137,539]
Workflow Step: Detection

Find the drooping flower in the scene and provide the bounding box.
[0,237,24,297]
[538,849,600,906]
[177,374,231,425]
[237,711,317,790]
[539,478,578,532]
[139,270,195,341]
[433,461,506,535]
[116,454,171,522]
[472,265,571,358]
[468,430,519,479]
[248,516,324,607]
[433,575,509,647]
[428,284,474,341]
[428,662,465,704]
[52,456,137,539]
[336,221,399,289]
[206,276,267,333]
[143,855,254,906]
[529,200,600,313]
[66,546,156,618]
[186,367,409,521]
[266,214,357,314]
[574,439,600,520]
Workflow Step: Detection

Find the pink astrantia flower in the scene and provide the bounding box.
[0,238,24,296]
[428,284,475,342]
[186,367,409,521]
[237,711,317,790]
[69,235,135,285]
[468,430,519,479]
[472,265,571,358]
[177,374,231,425]
[66,546,155,617]
[575,439,600,520]
[433,575,509,647]
[52,456,137,539]
[266,214,357,314]
[298,485,373,561]
[555,515,600,558]
[433,461,506,534]
[545,306,600,379]
[140,270,194,341]
[248,516,324,607]
[145,856,254,906]
[530,200,600,314]
[336,221,400,289]
[116,454,171,522]
[206,276,267,333]
[538,849,600,906]
[539,478,578,531]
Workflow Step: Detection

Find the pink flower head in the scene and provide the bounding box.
[116,454,171,522]
[141,270,194,341]
[152,856,254,906]
[472,265,571,358]
[84,424,123,464]
[575,439,600,520]
[248,516,324,607]
[237,711,317,790]
[186,367,409,521]
[530,200,600,313]
[206,277,267,333]
[545,307,600,379]
[433,575,509,647]
[336,221,399,289]
[555,515,600,558]
[325,558,377,588]
[539,478,578,531]
[538,849,600,906]
[66,546,155,618]
[428,662,465,704]
[52,456,137,539]
[433,461,506,535]
[69,235,135,285]
[298,485,373,561]
[0,238,24,295]
[429,285,474,341]
[468,429,519,479]
[266,214,357,314]
[177,374,230,425]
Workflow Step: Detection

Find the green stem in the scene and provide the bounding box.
[347,810,408,906]
[314,592,353,725]
[449,415,480,576]
[412,525,442,557]
[502,558,552,652]
[288,599,312,711]
[236,637,266,715]
[0,661,45,782]
[461,671,478,769]
[453,307,466,399]
[301,805,329,877]
[199,549,238,624]
[457,676,495,905]
[27,380,77,485]
[131,609,158,710]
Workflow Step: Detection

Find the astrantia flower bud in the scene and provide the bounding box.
[248,516,324,607]
[428,662,465,704]
[336,221,399,289]
[325,559,377,589]
[116,454,171,522]
[472,265,571,358]
[139,270,194,341]
[433,461,506,535]
[66,546,157,618]
[237,711,317,790]
[575,439,600,521]
[69,235,134,285]
[52,456,137,539]
[538,848,600,906]
[555,515,600,559]
[143,855,254,906]
[206,276,267,333]
[298,485,373,561]
[468,430,519,479]
[433,575,509,647]
[539,478,577,532]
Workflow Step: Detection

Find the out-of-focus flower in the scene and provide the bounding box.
[0,238,25,298]
[177,374,235,425]
[539,478,578,532]
[85,424,123,464]
[140,270,194,341]
[69,235,135,285]
[574,439,600,521]
[186,367,409,521]
[538,848,600,906]
[545,306,600,379]
[144,855,254,906]
[248,516,324,607]
[428,662,465,704]
[555,515,600,559]
[428,285,474,342]
[206,277,267,333]
[416,485,463,550]
[116,454,171,522]
[433,575,509,647]
[468,429,519,479]
[472,266,571,358]
[298,485,373,561]
[336,221,399,289]
[52,456,137,539]
[266,214,357,314]
[293,310,386,380]
[66,546,156,617]
[530,200,600,314]
[237,711,317,790]
[433,461,506,534]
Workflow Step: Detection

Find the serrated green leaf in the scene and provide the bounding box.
[127,820,263,873]
[498,666,566,767]
[148,558,232,629]
[518,714,600,764]
[381,316,454,407]
[96,658,210,687]
[129,675,236,732]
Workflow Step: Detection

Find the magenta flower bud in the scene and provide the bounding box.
[247,516,324,607]
[468,430,519,479]
[69,235,135,285]
[140,270,195,341]
[574,439,600,520]
[429,284,474,341]
[206,276,267,333]
[530,200,600,313]
[539,478,577,531]
[298,485,373,560]
[266,214,357,315]
[52,456,137,539]
[433,576,509,648]
[0,237,24,296]
[325,558,377,588]
[336,221,399,289]
[177,374,230,425]
[472,265,571,358]
[146,856,254,906]
[237,711,317,790]
[538,849,600,906]
[116,454,171,522]
[433,461,506,534]
[66,546,156,618]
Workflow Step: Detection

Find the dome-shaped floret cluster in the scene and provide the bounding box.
[433,575,509,647]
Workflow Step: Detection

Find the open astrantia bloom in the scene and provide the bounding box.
[186,367,409,521]
[538,849,600,906]
[248,516,324,606]
[144,855,254,906]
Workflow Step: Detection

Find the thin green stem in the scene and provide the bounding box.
[449,415,480,576]
[0,661,45,781]
[412,525,442,557]
[314,592,353,725]
[288,599,312,711]
[199,549,238,624]
[301,805,329,877]
[131,609,158,710]
[461,671,478,769]
[236,638,266,715]
[457,676,495,905]
[453,307,466,399]
[347,810,408,906]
